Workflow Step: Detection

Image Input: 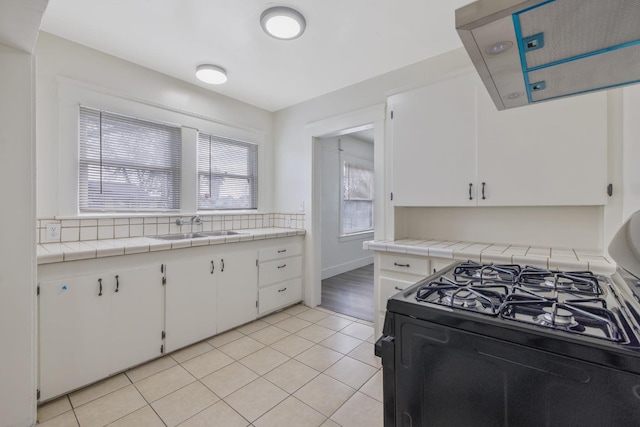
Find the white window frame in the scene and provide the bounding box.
[339,152,374,237]
[78,106,182,212]
[56,78,267,216]
[197,133,258,210]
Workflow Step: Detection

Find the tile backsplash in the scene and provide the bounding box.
[38,213,305,244]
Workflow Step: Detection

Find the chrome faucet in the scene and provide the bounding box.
[176,215,203,226]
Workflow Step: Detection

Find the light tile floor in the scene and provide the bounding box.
[37,304,383,427]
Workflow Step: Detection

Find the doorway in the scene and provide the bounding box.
[317,128,375,321]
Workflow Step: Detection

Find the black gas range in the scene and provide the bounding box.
[376,260,640,427]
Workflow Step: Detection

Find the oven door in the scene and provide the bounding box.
[390,313,640,427]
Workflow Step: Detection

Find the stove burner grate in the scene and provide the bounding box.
[517,267,602,296]
[415,278,509,316]
[453,261,521,284]
[500,296,625,342]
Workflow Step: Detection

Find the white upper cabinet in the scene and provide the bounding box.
[389,73,478,206]
[389,71,608,207]
[476,87,608,206]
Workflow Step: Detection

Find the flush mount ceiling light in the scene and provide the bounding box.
[196,64,228,84]
[260,6,306,40]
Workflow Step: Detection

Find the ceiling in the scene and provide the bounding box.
[40,0,474,112]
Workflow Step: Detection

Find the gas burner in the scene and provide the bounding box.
[536,306,578,328]
[443,289,478,308]
[415,280,509,316]
[500,297,624,342]
[542,276,574,290]
[473,270,500,280]
[517,269,603,296]
[453,261,521,283]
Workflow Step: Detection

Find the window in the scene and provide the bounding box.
[342,161,374,235]
[78,106,182,212]
[197,133,258,210]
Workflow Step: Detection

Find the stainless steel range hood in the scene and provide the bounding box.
[456,0,640,110]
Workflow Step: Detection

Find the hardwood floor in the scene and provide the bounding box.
[320,264,374,321]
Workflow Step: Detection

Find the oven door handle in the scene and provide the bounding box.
[376,335,396,426]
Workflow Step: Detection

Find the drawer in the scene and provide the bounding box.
[259,278,302,315]
[431,258,455,274]
[258,242,302,262]
[259,256,302,287]
[379,276,422,308]
[379,254,431,276]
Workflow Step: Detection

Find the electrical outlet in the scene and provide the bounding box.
[298,201,305,212]
[285,217,292,227]
[44,223,61,242]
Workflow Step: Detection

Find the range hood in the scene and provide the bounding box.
[456,0,640,110]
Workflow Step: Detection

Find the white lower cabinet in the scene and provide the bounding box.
[38,235,303,401]
[164,245,258,351]
[259,278,303,315]
[164,256,218,353]
[431,258,455,274]
[374,252,457,338]
[39,264,163,401]
[216,249,259,333]
[258,237,303,315]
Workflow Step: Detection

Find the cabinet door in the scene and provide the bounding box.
[109,265,164,374]
[217,250,258,333]
[165,257,217,353]
[391,73,478,206]
[39,274,111,400]
[477,88,608,206]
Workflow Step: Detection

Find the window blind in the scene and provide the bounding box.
[79,106,182,212]
[342,161,374,234]
[197,133,258,210]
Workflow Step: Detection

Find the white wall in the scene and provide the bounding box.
[320,135,374,279]
[622,85,640,221]
[396,206,604,249]
[35,33,274,217]
[274,48,473,306]
[0,47,37,427]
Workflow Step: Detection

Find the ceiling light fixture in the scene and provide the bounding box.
[260,6,306,40]
[196,64,228,84]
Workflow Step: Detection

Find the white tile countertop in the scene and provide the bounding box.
[364,238,616,275]
[38,228,306,264]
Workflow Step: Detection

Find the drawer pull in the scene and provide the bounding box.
[394,286,405,291]
[115,275,120,293]
[277,264,287,269]
[98,278,103,296]
[211,260,215,274]
[278,287,287,292]
[394,263,410,267]
[277,249,287,253]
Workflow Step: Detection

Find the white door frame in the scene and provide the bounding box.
[303,104,387,308]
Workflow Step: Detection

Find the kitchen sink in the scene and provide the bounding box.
[152,233,207,240]
[197,230,244,236]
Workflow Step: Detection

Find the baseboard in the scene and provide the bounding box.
[321,255,373,280]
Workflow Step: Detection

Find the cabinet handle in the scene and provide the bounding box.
[210,260,214,274]
[221,259,225,272]
[115,275,120,293]
[481,182,486,200]
[278,287,287,292]
[277,264,287,269]
[394,286,405,291]
[98,278,103,296]
[277,249,287,253]
[468,183,473,200]
[394,262,410,267]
